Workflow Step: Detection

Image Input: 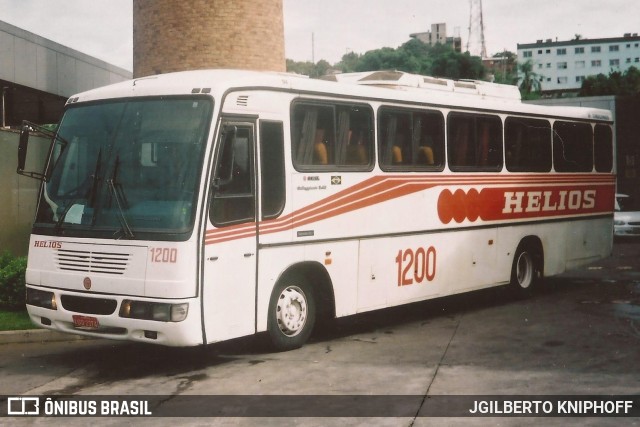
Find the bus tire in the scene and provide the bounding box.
[509,243,540,297]
[267,274,316,352]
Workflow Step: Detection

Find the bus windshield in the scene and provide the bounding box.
[35,97,213,240]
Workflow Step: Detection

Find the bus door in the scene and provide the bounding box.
[203,119,257,343]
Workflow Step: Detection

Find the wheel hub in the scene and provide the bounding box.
[276,286,307,337]
[516,252,534,289]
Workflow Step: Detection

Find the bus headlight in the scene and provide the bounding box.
[26,288,58,310]
[120,300,189,322]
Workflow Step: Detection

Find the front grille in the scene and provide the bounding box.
[60,295,118,315]
[56,249,130,275]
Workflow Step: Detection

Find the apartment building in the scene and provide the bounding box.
[517,33,640,94]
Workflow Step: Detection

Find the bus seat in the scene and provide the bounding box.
[418,146,435,165]
[392,145,403,164]
[314,141,328,165]
[313,129,328,165]
[346,144,368,165]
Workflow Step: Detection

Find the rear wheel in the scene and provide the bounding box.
[510,243,540,297]
[267,274,316,351]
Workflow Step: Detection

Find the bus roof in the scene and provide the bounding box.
[66,69,613,123]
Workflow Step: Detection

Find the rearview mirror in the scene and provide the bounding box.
[16,120,65,181]
[17,123,32,173]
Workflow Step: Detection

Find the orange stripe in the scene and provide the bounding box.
[204,174,615,244]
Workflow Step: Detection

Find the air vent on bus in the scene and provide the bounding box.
[55,249,130,275]
[237,95,249,107]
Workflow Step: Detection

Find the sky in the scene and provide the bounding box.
[0,0,637,72]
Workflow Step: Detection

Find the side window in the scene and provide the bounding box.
[448,112,503,172]
[378,107,444,171]
[504,117,552,172]
[260,121,285,219]
[293,104,334,166]
[291,102,373,170]
[210,123,255,226]
[594,124,613,172]
[553,121,593,172]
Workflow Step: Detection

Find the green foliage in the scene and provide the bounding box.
[0,309,33,331]
[0,252,27,309]
[286,59,332,78]
[287,39,486,81]
[579,66,640,96]
[517,60,541,96]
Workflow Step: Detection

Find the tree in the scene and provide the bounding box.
[334,39,484,80]
[286,59,332,78]
[490,51,518,85]
[517,60,542,99]
[579,66,640,96]
[288,39,486,81]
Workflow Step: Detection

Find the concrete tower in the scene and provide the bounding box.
[133,0,285,78]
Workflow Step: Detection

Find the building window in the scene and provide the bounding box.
[575,47,585,54]
[523,51,532,58]
[591,60,602,67]
[557,48,567,55]
[546,49,551,54]
[575,60,585,68]
[546,63,551,68]
[538,50,543,54]
[591,46,601,53]
[627,58,632,63]
[557,62,567,69]
[609,45,619,52]
[610,59,620,67]
[576,76,585,83]
[557,77,568,84]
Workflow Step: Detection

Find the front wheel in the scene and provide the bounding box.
[267,275,316,351]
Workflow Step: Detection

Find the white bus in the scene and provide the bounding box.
[18,69,615,351]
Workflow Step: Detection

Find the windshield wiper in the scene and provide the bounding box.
[107,155,134,239]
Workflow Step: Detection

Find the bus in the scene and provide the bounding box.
[17,69,615,351]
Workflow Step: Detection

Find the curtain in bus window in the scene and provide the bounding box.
[416,112,445,168]
[594,124,613,172]
[344,107,372,166]
[553,121,593,172]
[336,108,350,164]
[380,113,398,166]
[295,107,318,165]
[449,114,472,169]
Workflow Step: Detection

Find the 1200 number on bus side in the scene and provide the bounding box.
[395,246,437,287]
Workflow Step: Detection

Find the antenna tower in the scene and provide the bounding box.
[466,0,488,58]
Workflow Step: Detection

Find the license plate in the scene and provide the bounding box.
[72,315,99,329]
